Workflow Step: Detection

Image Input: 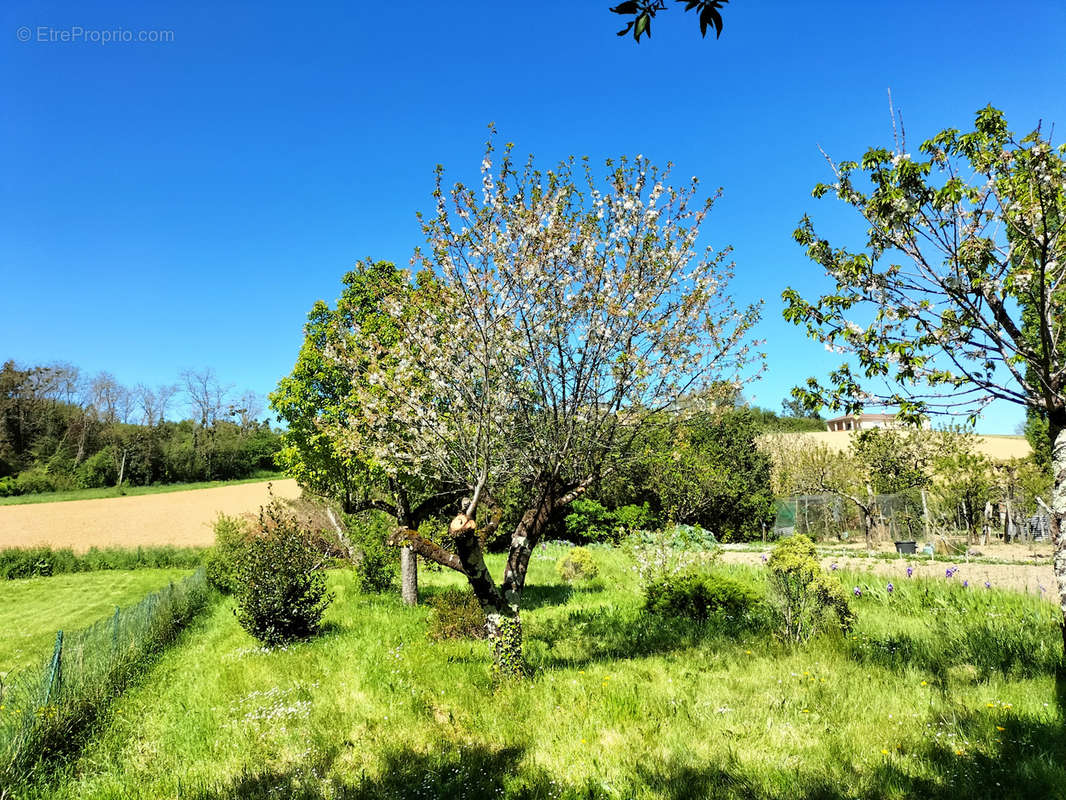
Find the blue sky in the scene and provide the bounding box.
[2,0,1064,432]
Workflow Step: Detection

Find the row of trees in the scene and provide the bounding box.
[0,362,280,495]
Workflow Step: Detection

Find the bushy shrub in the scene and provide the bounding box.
[644,570,760,623]
[13,468,60,495]
[75,449,116,489]
[427,588,487,640]
[766,535,854,642]
[349,513,397,593]
[556,547,599,582]
[564,499,657,543]
[234,500,334,646]
[204,513,250,594]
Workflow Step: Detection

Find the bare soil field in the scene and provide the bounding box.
[721,540,1056,596]
[0,479,300,552]
[765,430,1033,460]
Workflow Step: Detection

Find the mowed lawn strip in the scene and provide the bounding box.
[31,549,1065,800]
[0,569,192,673]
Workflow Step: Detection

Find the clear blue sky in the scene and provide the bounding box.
[3,1,1064,432]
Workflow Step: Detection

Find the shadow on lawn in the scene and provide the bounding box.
[181,714,1066,800]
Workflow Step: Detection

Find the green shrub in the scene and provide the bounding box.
[643,570,760,623]
[13,468,59,495]
[234,501,334,646]
[204,514,249,594]
[564,500,658,543]
[349,514,397,593]
[427,588,487,640]
[556,547,599,582]
[766,535,854,642]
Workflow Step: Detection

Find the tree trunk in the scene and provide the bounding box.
[400,547,418,607]
[1048,420,1066,656]
[391,478,419,606]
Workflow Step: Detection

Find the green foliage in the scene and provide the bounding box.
[766,535,854,642]
[643,409,775,541]
[348,513,398,593]
[850,428,933,494]
[555,547,599,582]
[233,501,334,646]
[563,499,655,543]
[427,588,487,640]
[610,0,729,43]
[643,570,761,623]
[0,546,205,580]
[269,261,410,512]
[204,514,249,594]
[490,616,526,681]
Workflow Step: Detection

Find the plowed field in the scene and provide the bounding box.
[0,479,300,552]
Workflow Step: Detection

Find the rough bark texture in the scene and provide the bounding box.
[1049,421,1066,655]
[400,547,418,606]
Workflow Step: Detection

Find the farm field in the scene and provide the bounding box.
[768,431,1033,461]
[0,479,300,552]
[0,569,192,673]
[0,472,286,507]
[25,548,1064,800]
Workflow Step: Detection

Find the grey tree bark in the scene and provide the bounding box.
[1049,422,1066,653]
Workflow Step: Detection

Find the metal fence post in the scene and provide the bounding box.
[45,630,63,704]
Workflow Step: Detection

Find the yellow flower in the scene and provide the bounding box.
[801,709,810,713]
[920,681,928,686]
[881,749,889,755]
[996,726,1005,731]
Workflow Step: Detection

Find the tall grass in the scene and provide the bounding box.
[0,569,215,788]
[0,546,206,580]
[16,549,1066,800]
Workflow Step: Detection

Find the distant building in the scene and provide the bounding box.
[825,412,929,432]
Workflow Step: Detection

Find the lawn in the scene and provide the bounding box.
[0,472,285,507]
[0,569,192,673]
[21,548,1066,800]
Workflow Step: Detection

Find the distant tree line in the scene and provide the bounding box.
[0,361,281,496]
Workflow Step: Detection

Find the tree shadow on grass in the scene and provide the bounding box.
[528,604,756,669]
[177,719,1066,800]
[183,742,585,800]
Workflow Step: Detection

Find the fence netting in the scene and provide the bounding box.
[0,567,212,785]
[773,491,1051,543]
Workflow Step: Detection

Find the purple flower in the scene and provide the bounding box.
[761,553,767,563]
[830,563,838,571]
[1039,584,1046,593]
[962,580,969,588]
[886,583,894,593]
[853,587,862,598]
[945,567,958,578]
[906,567,913,578]
[984,581,991,589]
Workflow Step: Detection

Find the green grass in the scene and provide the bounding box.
[0,569,193,673]
[0,471,285,506]
[18,548,1066,800]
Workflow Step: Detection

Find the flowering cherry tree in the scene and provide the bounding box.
[328,136,761,650]
[783,106,1066,648]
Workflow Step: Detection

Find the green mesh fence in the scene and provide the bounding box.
[0,568,213,786]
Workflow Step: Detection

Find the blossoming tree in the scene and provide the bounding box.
[783,106,1066,648]
[329,136,761,653]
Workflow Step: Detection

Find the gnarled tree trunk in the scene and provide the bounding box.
[1049,420,1066,655]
